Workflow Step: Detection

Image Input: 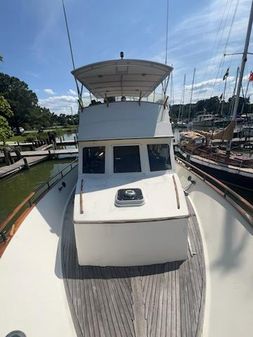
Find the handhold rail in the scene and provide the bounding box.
[80,178,84,214]
[172,174,180,209]
[176,156,253,226]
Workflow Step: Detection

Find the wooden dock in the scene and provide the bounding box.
[0,148,78,159]
[0,139,77,148]
[0,148,78,179]
[0,156,48,179]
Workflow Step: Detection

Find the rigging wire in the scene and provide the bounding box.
[210,0,240,98]
[170,70,174,106]
[198,0,231,98]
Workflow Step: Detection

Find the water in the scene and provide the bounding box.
[0,159,72,223]
[56,132,78,150]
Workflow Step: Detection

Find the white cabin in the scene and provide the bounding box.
[72,59,189,266]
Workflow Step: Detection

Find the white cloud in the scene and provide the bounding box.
[39,93,91,114]
[68,89,77,95]
[159,0,252,104]
[44,88,56,95]
[39,95,78,114]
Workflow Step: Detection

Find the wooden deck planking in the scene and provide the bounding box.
[62,196,205,337]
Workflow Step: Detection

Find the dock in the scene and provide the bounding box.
[0,139,77,148]
[0,148,78,179]
[0,156,48,179]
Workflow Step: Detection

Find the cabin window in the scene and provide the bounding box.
[114,146,141,173]
[83,146,105,173]
[147,144,171,171]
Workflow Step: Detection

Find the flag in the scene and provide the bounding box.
[223,68,229,80]
[249,71,253,81]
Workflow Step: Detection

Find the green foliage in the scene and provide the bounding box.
[195,96,220,114]
[0,115,13,143]
[0,73,38,132]
[0,95,13,118]
[170,95,252,122]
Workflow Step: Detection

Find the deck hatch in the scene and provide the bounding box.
[115,188,144,207]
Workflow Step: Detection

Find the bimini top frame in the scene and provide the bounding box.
[72,59,173,99]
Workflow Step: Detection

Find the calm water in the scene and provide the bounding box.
[0,159,72,223]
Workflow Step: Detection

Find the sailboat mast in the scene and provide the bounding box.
[231,0,253,120]
[188,68,196,121]
[178,74,186,123]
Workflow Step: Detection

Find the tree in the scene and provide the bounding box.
[0,116,13,144]
[0,95,13,118]
[0,73,38,133]
[0,96,13,143]
[26,106,53,130]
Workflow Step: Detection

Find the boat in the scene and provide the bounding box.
[177,0,253,193]
[191,111,216,127]
[177,125,253,191]
[0,53,253,337]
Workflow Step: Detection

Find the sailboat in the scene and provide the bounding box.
[177,1,253,192]
[177,119,253,191]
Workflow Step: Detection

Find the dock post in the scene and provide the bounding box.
[3,148,13,165]
[23,157,30,169]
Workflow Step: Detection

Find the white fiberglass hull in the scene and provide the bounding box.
[176,161,253,337]
[0,162,252,337]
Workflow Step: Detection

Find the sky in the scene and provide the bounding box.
[0,0,253,115]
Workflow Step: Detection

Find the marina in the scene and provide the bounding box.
[0,138,78,179]
[0,1,253,337]
[1,53,253,337]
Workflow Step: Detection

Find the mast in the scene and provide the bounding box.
[231,0,253,121]
[188,68,196,121]
[178,74,186,123]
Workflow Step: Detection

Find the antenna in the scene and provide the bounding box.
[165,0,169,65]
[62,0,82,106]
[62,0,76,70]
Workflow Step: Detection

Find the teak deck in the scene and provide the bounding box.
[62,197,205,337]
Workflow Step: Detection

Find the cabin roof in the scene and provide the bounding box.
[72,59,173,99]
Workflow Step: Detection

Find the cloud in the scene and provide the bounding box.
[39,92,91,114]
[39,95,78,114]
[158,0,252,103]
[44,88,56,95]
[68,89,77,95]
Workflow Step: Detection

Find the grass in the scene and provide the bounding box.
[6,126,77,142]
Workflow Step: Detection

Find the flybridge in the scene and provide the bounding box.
[72,58,173,99]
